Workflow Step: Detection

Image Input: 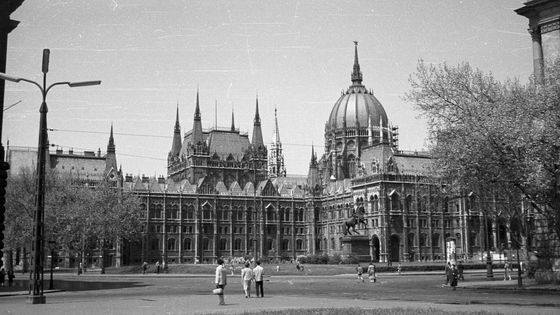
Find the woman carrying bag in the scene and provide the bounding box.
[214,258,228,305]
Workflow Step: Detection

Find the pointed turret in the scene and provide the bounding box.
[231,107,236,132]
[105,123,118,176]
[192,89,204,145]
[307,144,320,195]
[268,106,286,178]
[351,41,363,86]
[170,104,182,157]
[251,95,264,147]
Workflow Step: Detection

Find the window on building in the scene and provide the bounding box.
[167,238,176,251]
[184,238,192,251]
[296,239,303,250]
[203,238,211,250]
[219,239,227,251]
[282,239,290,250]
[234,239,242,251]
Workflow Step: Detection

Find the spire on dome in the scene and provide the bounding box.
[351,41,363,86]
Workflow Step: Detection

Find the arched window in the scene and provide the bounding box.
[348,154,356,178]
[432,234,440,247]
[267,239,273,251]
[371,195,379,212]
[282,239,290,250]
[296,239,303,250]
[420,234,427,247]
[203,238,211,250]
[167,238,176,251]
[184,238,192,251]
[219,239,227,251]
[234,239,242,251]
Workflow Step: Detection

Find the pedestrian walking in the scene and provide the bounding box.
[7,270,14,287]
[397,263,402,275]
[356,264,364,282]
[215,258,228,305]
[0,268,5,287]
[155,261,160,274]
[450,264,459,291]
[253,260,264,298]
[367,262,376,283]
[162,260,167,273]
[458,261,465,280]
[142,262,148,274]
[445,261,452,285]
[241,262,254,298]
[504,261,511,281]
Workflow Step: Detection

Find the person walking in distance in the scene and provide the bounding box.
[367,262,376,283]
[215,258,228,305]
[356,264,364,282]
[241,262,254,298]
[253,260,264,298]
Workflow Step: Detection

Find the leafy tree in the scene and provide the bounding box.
[5,167,142,269]
[404,59,560,266]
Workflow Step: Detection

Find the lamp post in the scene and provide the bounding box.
[484,210,494,279]
[47,240,55,290]
[0,49,101,304]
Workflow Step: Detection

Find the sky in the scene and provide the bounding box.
[4,0,533,177]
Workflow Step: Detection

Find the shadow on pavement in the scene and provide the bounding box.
[1,278,147,294]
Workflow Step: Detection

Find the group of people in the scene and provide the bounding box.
[215,258,265,305]
[356,262,377,283]
[0,268,15,287]
[141,261,167,274]
[445,261,464,290]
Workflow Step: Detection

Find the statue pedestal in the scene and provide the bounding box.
[341,235,370,262]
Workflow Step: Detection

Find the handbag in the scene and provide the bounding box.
[212,288,223,295]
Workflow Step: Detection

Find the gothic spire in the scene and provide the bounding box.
[107,122,115,153]
[105,123,118,176]
[170,103,182,157]
[351,41,363,86]
[272,107,281,145]
[231,106,235,132]
[192,89,204,144]
[251,95,264,147]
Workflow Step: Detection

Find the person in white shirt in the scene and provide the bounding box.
[253,260,264,298]
[241,262,254,298]
[215,258,228,305]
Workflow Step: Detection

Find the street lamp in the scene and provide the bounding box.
[0,49,101,304]
[47,240,55,290]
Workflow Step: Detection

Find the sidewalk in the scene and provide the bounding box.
[1,290,559,315]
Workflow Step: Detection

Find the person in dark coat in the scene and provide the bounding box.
[7,270,15,287]
[0,268,5,287]
[458,261,465,280]
[450,264,459,290]
[445,261,452,285]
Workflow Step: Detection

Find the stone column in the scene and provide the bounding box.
[529,27,544,84]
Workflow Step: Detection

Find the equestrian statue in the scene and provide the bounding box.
[343,214,367,235]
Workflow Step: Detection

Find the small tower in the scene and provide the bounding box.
[251,95,264,149]
[268,107,286,178]
[105,124,118,181]
[307,144,321,195]
[192,89,204,145]
[169,104,182,159]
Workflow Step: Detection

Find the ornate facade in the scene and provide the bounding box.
[118,42,529,266]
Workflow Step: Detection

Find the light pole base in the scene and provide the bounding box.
[27,295,46,304]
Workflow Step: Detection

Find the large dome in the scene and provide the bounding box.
[326,42,388,132]
[327,87,388,130]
